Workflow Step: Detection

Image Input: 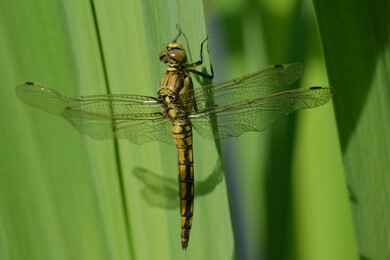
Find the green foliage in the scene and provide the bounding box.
[3,0,385,259]
[205,0,358,259]
[314,0,390,259]
[0,0,231,259]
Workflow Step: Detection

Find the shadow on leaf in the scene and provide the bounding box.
[132,158,223,209]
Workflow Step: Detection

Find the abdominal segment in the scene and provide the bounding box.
[172,119,194,250]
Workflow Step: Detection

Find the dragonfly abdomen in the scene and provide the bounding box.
[172,119,194,250]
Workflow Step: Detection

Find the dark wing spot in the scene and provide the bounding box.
[274,64,284,68]
[25,82,34,86]
[310,86,322,90]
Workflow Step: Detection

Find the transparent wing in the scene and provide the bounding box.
[180,62,305,110]
[16,82,173,145]
[189,86,335,139]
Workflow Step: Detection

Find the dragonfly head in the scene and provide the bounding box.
[159,43,187,65]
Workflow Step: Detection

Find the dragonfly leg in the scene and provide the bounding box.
[187,36,214,79]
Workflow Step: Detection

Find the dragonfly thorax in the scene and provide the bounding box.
[159,43,187,66]
[157,89,177,103]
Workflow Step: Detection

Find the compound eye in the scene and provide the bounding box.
[169,49,186,63]
[159,48,169,63]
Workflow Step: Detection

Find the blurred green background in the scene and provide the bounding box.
[1,0,389,259]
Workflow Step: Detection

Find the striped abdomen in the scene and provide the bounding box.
[172,119,194,250]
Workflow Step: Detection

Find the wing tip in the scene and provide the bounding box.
[310,86,336,95]
[16,81,35,87]
[15,81,37,95]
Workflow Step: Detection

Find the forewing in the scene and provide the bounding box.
[189,86,335,139]
[16,82,173,145]
[180,62,304,111]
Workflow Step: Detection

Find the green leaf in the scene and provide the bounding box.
[0,0,233,259]
[314,0,390,259]
[205,0,357,259]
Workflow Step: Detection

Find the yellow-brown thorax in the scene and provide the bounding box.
[157,42,194,118]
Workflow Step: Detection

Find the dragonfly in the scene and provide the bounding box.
[16,26,335,250]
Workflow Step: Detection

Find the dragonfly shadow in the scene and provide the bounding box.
[359,255,374,260]
[347,184,358,204]
[132,158,223,209]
